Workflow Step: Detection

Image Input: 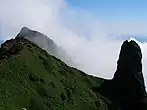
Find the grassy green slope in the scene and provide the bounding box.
[0,38,117,110]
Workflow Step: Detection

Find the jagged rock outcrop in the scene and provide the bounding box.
[111,40,146,110]
[92,40,147,110]
[1,39,14,52]
[0,38,23,56]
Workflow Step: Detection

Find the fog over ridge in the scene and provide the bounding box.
[0,0,147,90]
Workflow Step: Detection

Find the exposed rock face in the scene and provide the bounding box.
[0,38,24,58]
[112,40,146,110]
[1,39,14,52]
[92,40,147,110]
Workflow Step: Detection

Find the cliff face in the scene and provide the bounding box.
[93,40,147,110]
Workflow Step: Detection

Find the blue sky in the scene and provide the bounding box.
[66,0,147,42]
[66,0,147,21]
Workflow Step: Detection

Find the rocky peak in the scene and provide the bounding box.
[16,27,56,51]
[17,27,37,38]
[112,40,146,109]
[92,40,147,110]
[116,40,142,73]
[21,27,30,33]
[16,27,74,66]
[1,39,14,52]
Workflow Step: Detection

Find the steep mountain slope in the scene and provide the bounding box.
[0,37,117,110]
[16,27,73,66]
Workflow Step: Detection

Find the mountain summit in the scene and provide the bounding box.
[16,27,73,66]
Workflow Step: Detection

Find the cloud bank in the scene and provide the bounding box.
[0,0,147,89]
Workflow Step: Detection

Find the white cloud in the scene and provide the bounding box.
[0,0,147,89]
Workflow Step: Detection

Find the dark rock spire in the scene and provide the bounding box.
[112,40,146,110]
[92,40,147,110]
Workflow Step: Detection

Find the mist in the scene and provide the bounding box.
[0,0,147,89]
